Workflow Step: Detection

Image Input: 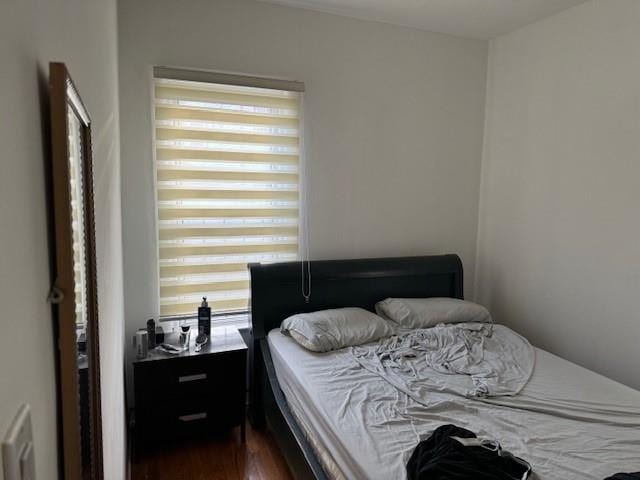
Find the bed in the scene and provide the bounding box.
[248,254,640,479]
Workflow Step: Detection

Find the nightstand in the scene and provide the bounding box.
[133,326,248,446]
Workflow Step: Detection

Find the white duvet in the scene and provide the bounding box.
[352,323,535,402]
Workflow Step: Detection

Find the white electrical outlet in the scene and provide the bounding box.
[2,404,35,480]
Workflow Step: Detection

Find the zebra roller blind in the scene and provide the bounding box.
[153,68,304,317]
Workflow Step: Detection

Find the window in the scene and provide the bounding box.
[152,68,304,318]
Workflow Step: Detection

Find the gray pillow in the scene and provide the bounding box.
[281,307,393,352]
[375,297,492,329]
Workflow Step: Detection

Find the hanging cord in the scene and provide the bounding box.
[301,202,311,302]
[301,253,311,303]
[299,93,311,303]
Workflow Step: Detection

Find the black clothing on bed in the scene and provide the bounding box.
[406,424,531,480]
[604,474,640,480]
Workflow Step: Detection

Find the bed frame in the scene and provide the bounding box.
[248,254,464,479]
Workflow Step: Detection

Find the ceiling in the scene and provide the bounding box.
[257,0,590,39]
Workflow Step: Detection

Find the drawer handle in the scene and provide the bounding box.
[178,373,207,383]
[178,412,207,422]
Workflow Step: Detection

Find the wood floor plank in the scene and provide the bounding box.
[132,424,293,480]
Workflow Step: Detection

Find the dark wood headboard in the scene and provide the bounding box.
[249,253,464,340]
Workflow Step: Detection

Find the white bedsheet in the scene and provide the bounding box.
[268,328,640,480]
[352,323,535,400]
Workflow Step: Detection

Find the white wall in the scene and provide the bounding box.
[118,0,488,361]
[476,0,640,389]
[0,0,126,479]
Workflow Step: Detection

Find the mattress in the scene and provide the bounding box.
[268,328,640,480]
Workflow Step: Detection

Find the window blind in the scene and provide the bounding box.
[153,71,303,317]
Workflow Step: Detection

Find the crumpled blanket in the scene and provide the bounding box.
[352,323,535,405]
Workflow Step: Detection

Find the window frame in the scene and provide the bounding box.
[149,66,305,323]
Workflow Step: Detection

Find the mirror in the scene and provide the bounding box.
[49,62,103,480]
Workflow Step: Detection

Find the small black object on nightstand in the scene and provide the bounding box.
[132,327,248,449]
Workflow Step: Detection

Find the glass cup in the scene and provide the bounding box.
[179,323,191,351]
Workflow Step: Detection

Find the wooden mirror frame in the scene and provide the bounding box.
[49,62,103,480]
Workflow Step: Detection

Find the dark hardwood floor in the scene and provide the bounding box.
[132,423,293,480]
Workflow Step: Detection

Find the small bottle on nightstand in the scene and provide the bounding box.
[198,297,211,337]
[146,318,156,349]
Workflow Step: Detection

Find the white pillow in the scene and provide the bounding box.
[281,307,393,353]
[375,297,491,329]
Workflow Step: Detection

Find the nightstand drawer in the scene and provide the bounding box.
[135,370,212,407]
[138,397,244,423]
[135,357,211,392]
[135,350,245,403]
[136,394,244,437]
